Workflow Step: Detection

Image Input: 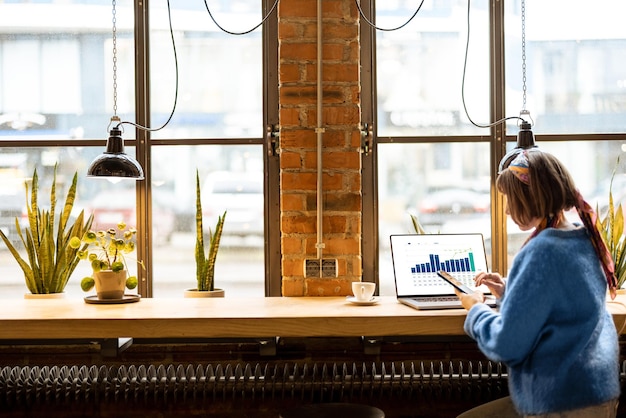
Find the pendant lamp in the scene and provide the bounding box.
[87,0,144,180]
[87,123,144,179]
[498,120,537,173]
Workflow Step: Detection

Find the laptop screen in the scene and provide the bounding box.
[390,234,489,297]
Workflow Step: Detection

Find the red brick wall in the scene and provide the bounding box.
[278,0,362,296]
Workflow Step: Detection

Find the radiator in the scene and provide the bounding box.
[0,361,508,404]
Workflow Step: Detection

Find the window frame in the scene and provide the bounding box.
[132,0,281,297]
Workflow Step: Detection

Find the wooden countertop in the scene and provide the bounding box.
[1,295,626,340]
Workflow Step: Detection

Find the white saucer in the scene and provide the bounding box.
[346,296,380,306]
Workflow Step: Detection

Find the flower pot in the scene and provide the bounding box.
[94,270,127,300]
[183,288,225,298]
[24,292,66,299]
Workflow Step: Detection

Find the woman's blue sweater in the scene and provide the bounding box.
[465,227,620,415]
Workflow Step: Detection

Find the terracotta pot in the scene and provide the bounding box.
[183,288,225,298]
[94,270,127,300]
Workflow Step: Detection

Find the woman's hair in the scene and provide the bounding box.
[496,151,579,225]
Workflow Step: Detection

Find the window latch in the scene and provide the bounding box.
[360,123,373,156]
[267,124,280,157]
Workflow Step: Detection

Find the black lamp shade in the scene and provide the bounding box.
[517,120,535,149]
[87,127,144,179]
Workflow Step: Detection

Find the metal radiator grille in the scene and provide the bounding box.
[0,361,508,404]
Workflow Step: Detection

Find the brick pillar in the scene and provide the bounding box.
[278,0,362,296]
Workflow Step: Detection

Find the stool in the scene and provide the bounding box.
[279,402,385,418]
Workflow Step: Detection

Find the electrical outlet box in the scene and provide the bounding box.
[304,259,338,278]
[304,259,321,278]
[321,259,338,278]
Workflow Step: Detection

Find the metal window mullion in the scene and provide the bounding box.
[360,0,378,287]
[263,0,281,296]
[489,0,508,275]
[134,0,152,297]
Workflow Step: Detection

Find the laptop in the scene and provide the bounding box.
[390,233,497,310]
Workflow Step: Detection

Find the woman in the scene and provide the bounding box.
[456,149,620,418]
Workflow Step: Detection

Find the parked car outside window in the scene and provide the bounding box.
[202,171,264,239]
[87,189,176,244]
[416,188,490,231]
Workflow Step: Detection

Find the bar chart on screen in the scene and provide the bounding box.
[410,250,476,274]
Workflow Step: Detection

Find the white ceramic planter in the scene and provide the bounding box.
[183,288,225,298]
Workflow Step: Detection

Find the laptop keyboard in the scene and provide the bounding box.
[420,274,475,289]
[414,296,459,303]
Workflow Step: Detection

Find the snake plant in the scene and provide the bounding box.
[410,213,428,234]
[596,160,626,289]
[195,170,226,292]
[0,166,94,294]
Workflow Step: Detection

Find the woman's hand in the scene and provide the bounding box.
[455,289,485,311]
[474,272,506,299]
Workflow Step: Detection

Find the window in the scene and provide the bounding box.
[371,0,492,295]
[147,1,266,297]
[369,0,626,295]
[504,0,626,134]
[0,0,270,299]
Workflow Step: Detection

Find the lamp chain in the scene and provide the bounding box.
[112,0,118,118]
[521,0,527,112]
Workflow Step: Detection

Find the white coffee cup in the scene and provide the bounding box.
[352,281,376,302]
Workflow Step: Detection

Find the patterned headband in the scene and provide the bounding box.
[508,150,531,184]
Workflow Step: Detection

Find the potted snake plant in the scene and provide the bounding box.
[184,169,226,298]
[0,166,94,297]
[596,161,626,290]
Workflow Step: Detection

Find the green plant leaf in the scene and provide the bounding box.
[410,213,427,234]
[1,167,91,294]
[195,170,207,290]
[205,211,226,291]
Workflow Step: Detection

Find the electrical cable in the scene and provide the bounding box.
[203,0,279,36]
[116,0,279,133]
[355,0,425,32]
[461,0,530,129]
[115,0,178,134]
